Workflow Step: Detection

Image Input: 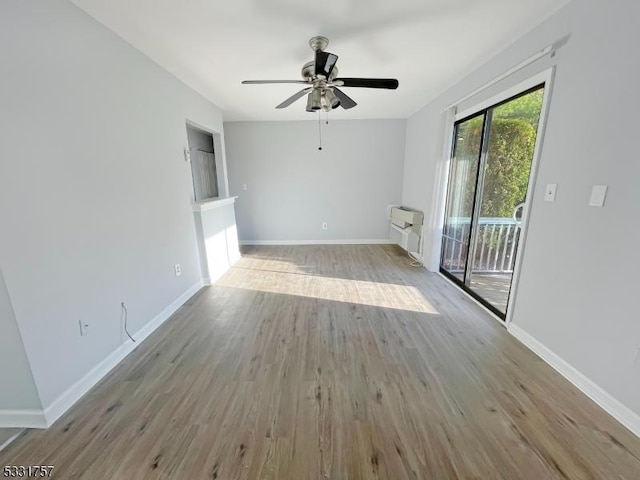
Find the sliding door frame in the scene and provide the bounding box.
[439,67,556,326]
[463,108,492,288]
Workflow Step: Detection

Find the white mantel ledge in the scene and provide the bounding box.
[192,196,238,213]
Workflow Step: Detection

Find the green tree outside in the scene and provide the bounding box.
[453,89,543,218]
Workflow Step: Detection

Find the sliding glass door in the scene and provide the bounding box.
[440,85,545,319]
[441,113,485,282]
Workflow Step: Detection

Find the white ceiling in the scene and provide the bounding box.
[71,0,570,121]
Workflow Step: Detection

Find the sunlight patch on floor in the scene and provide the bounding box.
[218,267,439,314]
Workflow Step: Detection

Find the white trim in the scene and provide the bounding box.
[42,281,204,428]
[0,410,46,429]
[239,239,397,246]
[449,35,569,113]
[426,106,456,272]
[456,68,554,121]
[504,67,555,327]
[191,196,237,212]
[509,324,640,439]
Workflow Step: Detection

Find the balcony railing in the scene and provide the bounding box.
[441,217,521,274]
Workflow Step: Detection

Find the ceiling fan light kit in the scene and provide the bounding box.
[242,36,399,113]
[322,89,340,111]
[306,88,322,112]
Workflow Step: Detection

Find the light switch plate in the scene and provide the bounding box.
[589,185,608,207]
[544,184,557,202]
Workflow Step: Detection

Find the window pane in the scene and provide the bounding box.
[440,114,485,281]
[468,87,544,314]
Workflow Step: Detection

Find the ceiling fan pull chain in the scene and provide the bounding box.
[318,112,323,151]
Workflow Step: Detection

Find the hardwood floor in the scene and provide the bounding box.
[2,245,639,479]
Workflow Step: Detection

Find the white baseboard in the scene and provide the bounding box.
[509,324,640,438]
[0,409,47,429]
[42,281,204,428]
[239,239,397,246]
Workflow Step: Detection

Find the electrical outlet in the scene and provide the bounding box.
[322,222,328,230]
[79,319,90,336]
[174,263,182,277]
[242,183,248,191]
[544,184,557,202]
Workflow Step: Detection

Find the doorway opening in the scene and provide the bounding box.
[440,84,545,319]
[186,123,220,202]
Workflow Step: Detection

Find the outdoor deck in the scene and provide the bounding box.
[441,217,519,316]
[470,273,512,314]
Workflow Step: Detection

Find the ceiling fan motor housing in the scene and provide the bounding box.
[301,61,315,80]
[302,62,338,82]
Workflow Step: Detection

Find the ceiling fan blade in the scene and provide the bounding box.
[315,51,338,77]
[334,78,399,89]
[242,80,310,84]
[332,88,357,109]
[275,88,313,109]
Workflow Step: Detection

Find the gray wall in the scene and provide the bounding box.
[225,120,406,242]
[0,269,42,411]
[0,0,227,410]
[402,0,640,416]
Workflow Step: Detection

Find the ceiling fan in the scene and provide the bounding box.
[241,36,399,112]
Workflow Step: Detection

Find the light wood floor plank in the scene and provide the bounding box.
[1,244,639,479]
